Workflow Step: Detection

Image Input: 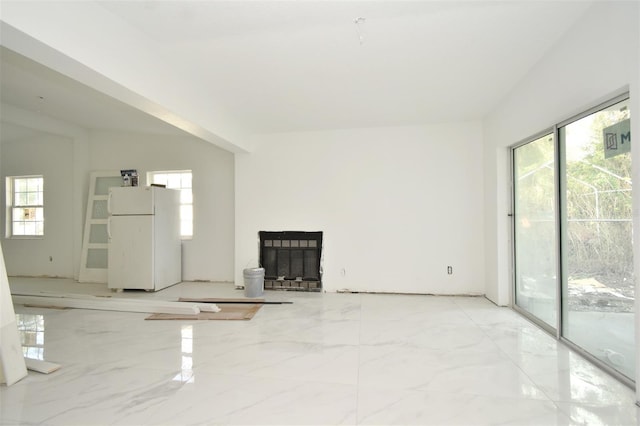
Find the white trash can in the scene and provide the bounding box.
[243,267,265,298]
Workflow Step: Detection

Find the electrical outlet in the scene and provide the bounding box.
[447,266,453,275]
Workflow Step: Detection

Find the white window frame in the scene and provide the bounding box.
[147,170,193,239]
[6,175,44,238]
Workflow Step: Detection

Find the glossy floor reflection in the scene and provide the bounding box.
[1,278,638,425]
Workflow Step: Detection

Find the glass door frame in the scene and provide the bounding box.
[510,127,561,339]
[510,91,634,389]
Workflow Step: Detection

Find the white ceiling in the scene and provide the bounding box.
[1,1,595,141]
[0,47,190,140]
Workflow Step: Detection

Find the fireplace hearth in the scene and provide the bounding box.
[259,231,322,291]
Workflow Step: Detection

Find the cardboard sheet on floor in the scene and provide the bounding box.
[179,297,265,304]
[178,297,292,305]
[145,303,262,320]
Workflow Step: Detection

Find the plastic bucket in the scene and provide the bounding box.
[243,267,265,298]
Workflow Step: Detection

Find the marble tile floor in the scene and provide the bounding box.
[1,278,638,425]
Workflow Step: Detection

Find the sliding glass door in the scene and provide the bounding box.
[560,98,634,379]
[513,133,558,329]
[513,95,634,383]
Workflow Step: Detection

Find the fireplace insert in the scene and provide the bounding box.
[259,231,322,291]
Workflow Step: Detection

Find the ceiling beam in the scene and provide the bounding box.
[0,12,251,153]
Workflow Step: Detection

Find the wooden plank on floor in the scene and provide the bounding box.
[13,295,202,315]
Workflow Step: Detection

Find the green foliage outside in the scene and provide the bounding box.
[515,104,633,313]
[565,110,632,288]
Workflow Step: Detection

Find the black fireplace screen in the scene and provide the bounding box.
[259,231,322,291]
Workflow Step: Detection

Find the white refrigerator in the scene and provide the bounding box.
[107,186,182,291]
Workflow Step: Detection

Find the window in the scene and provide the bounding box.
[560,98,633,380]
[512,94,634,384]
[6,175,44,237]
[147,170,193,238]
[513,133,557,328]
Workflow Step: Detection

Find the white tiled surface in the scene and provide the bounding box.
[2,278,638,425]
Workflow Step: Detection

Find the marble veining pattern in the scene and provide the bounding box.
[1,278,638,425]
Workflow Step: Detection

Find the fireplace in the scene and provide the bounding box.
[259,231,322,291]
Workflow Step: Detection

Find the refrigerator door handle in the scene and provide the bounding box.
[107,191,112,215]
[107,217,112,240]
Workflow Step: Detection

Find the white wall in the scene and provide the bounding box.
[89,131,235,282]
[0,116,235,282]
[0,133,75,277]
[0,105,90,279]
[483,1,640,306]
[236,123,484,294]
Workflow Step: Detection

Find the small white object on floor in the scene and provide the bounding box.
[25,358,61,374]
[195,303,221,313]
